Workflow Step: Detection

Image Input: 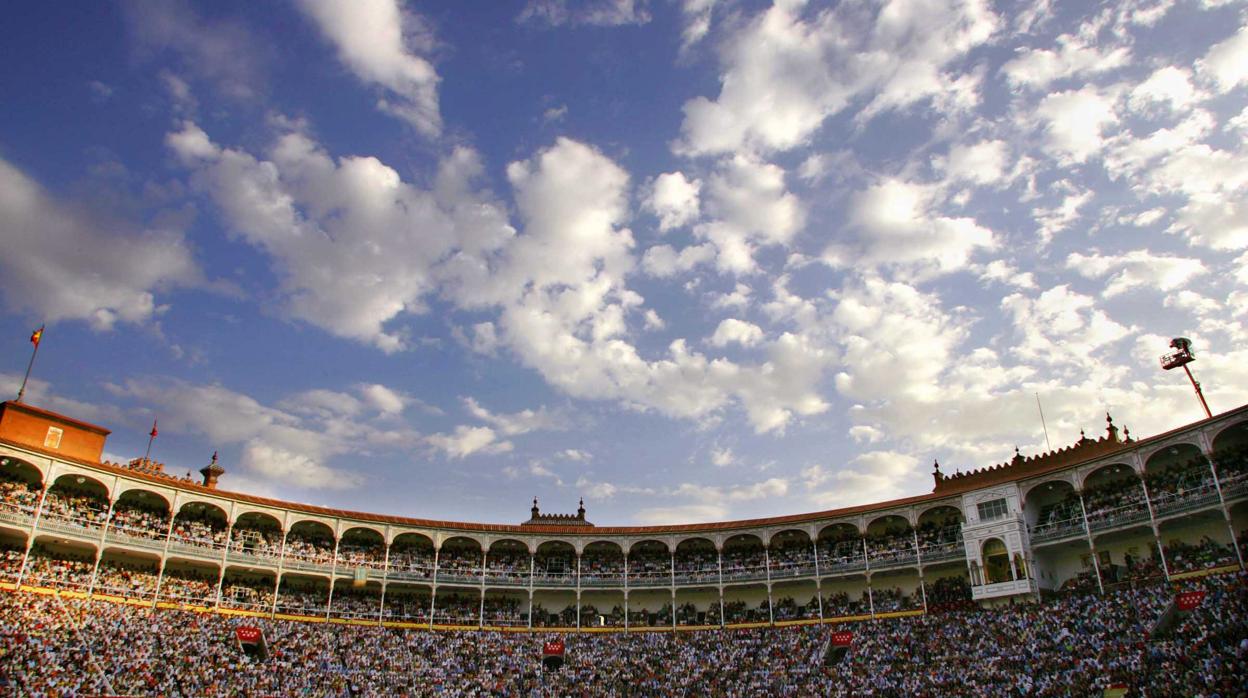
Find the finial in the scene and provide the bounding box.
[211,450,218,464]
[932,459,941,474]
[1123,426,1131,442]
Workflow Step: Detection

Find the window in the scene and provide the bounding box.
[44,426,63,449]
[977,498,1008,521]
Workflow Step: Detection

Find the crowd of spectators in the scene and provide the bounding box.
[283,531,335,565]
[0,472,39,516]
[170,510,228,549]
[41,489,109,529]
[7,571,1243,696]
[108,500,170,540]
[1165,537,1238,574]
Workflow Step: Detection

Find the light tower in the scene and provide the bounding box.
[1160,337,1212,419]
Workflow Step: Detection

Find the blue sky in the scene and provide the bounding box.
[2,0,1247,525]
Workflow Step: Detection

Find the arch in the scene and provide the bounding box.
[288,519,334,539]
[174,500,228,523]
[582,540,624,556]
[113,487,172,513]
[865,514,913,536]
[768,528,812,547]
[1023,479,1078,529]
[626,538,670,555]
[723,532,764,549]
[675,537,720,583]
[487,537,529,554]
[49,472,110,501]
[817,522,861,541]
[1143,444,1207,476]
[391,531,435,549]
[338,521,385,540]
[0,456,44,489]
[233,510,283,534]
[1022,478,1076,508]
[916,504,963,527]
[340,526,384,546]
[1211,419,1248,455]
[674,536,716,553]
[1081,462,1140,490]
[981,538,1011,584]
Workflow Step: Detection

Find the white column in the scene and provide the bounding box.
[1076,491,1105,593]
[86,495,118,596]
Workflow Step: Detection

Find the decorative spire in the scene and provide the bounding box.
[1123,425,1131,442]
[1106,412,1119,442]
[1012,446,1024,465]
[199,451,225,489]
[531,497,540,516]
[577,497,586,519]
[931,459,943,487]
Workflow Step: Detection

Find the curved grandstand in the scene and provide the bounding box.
[1,399,1247,695]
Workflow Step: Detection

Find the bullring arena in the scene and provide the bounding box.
[0,398,1245,695]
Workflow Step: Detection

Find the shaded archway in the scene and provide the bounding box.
[1082,463,1146,528]
[674,537,718,583]
[389,533,435,581]
[722,534,766,582]
[626,540,670,586]
[277,573,330,617]
[44,474,109,530]
[95,549,160,599]
[230,512,283,560]
[338,527,385,569]
[485,539,530,584]
[865,515,915,566]
[916,506,963,560]
[109,489,170,542]
[1212,421,1248,482]
[437,536,483,582]
[768,529,815,579]
[581,541,624,586]
[159,559,220,605]
[533,540,575,586]
[1025,480,1082,543]
[0,457,42,519]
[981,538,1011,584]
[220,567,276,612]
[1145,444,1215,516]
[284,520,335,565]
[24,537,97,591]
[817,523,864,574]
[171,501,228,550]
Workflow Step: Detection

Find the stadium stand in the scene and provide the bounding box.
[0,400,1246,693]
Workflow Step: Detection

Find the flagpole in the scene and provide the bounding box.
[16,325,44,403]
[143,419,158,464]
[1035,393,1052,452]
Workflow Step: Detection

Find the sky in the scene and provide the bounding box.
[1,0,1247,527]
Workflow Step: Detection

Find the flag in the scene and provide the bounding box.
[30,326,43,347]
[149,419,158,439]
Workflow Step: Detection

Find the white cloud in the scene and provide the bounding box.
[704,154,805,247]
[1129,66,1199,114]
[427,425,513,459]
[1001,33,1130,89]
[845,178,995,277]
[121,0,263,100]
[645,171,701,232]
[679,0,717,50]
[0,157,200,330]
[936,139,1011,186]
[709,318,764,347]
[167,122,513,352]
[710,447,735,467]
[463,396,560,436]
[105,378,402,490]
[676,0,998,155]
[978,259,1038,289]
[1197,22,1248,92]
[641,243,716,277]
[519,0,650,27]
[1035,86,1120,164]
[360,383,407,415]
[296,0,442,136]
[1001,286,1134,365]
[1066,250,1207,297]
[633,503,727,525]
[558,448,593,462]
[807,451,921,508]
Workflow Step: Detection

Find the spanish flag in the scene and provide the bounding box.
[149,418,158,439]
[30,326,43,347]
